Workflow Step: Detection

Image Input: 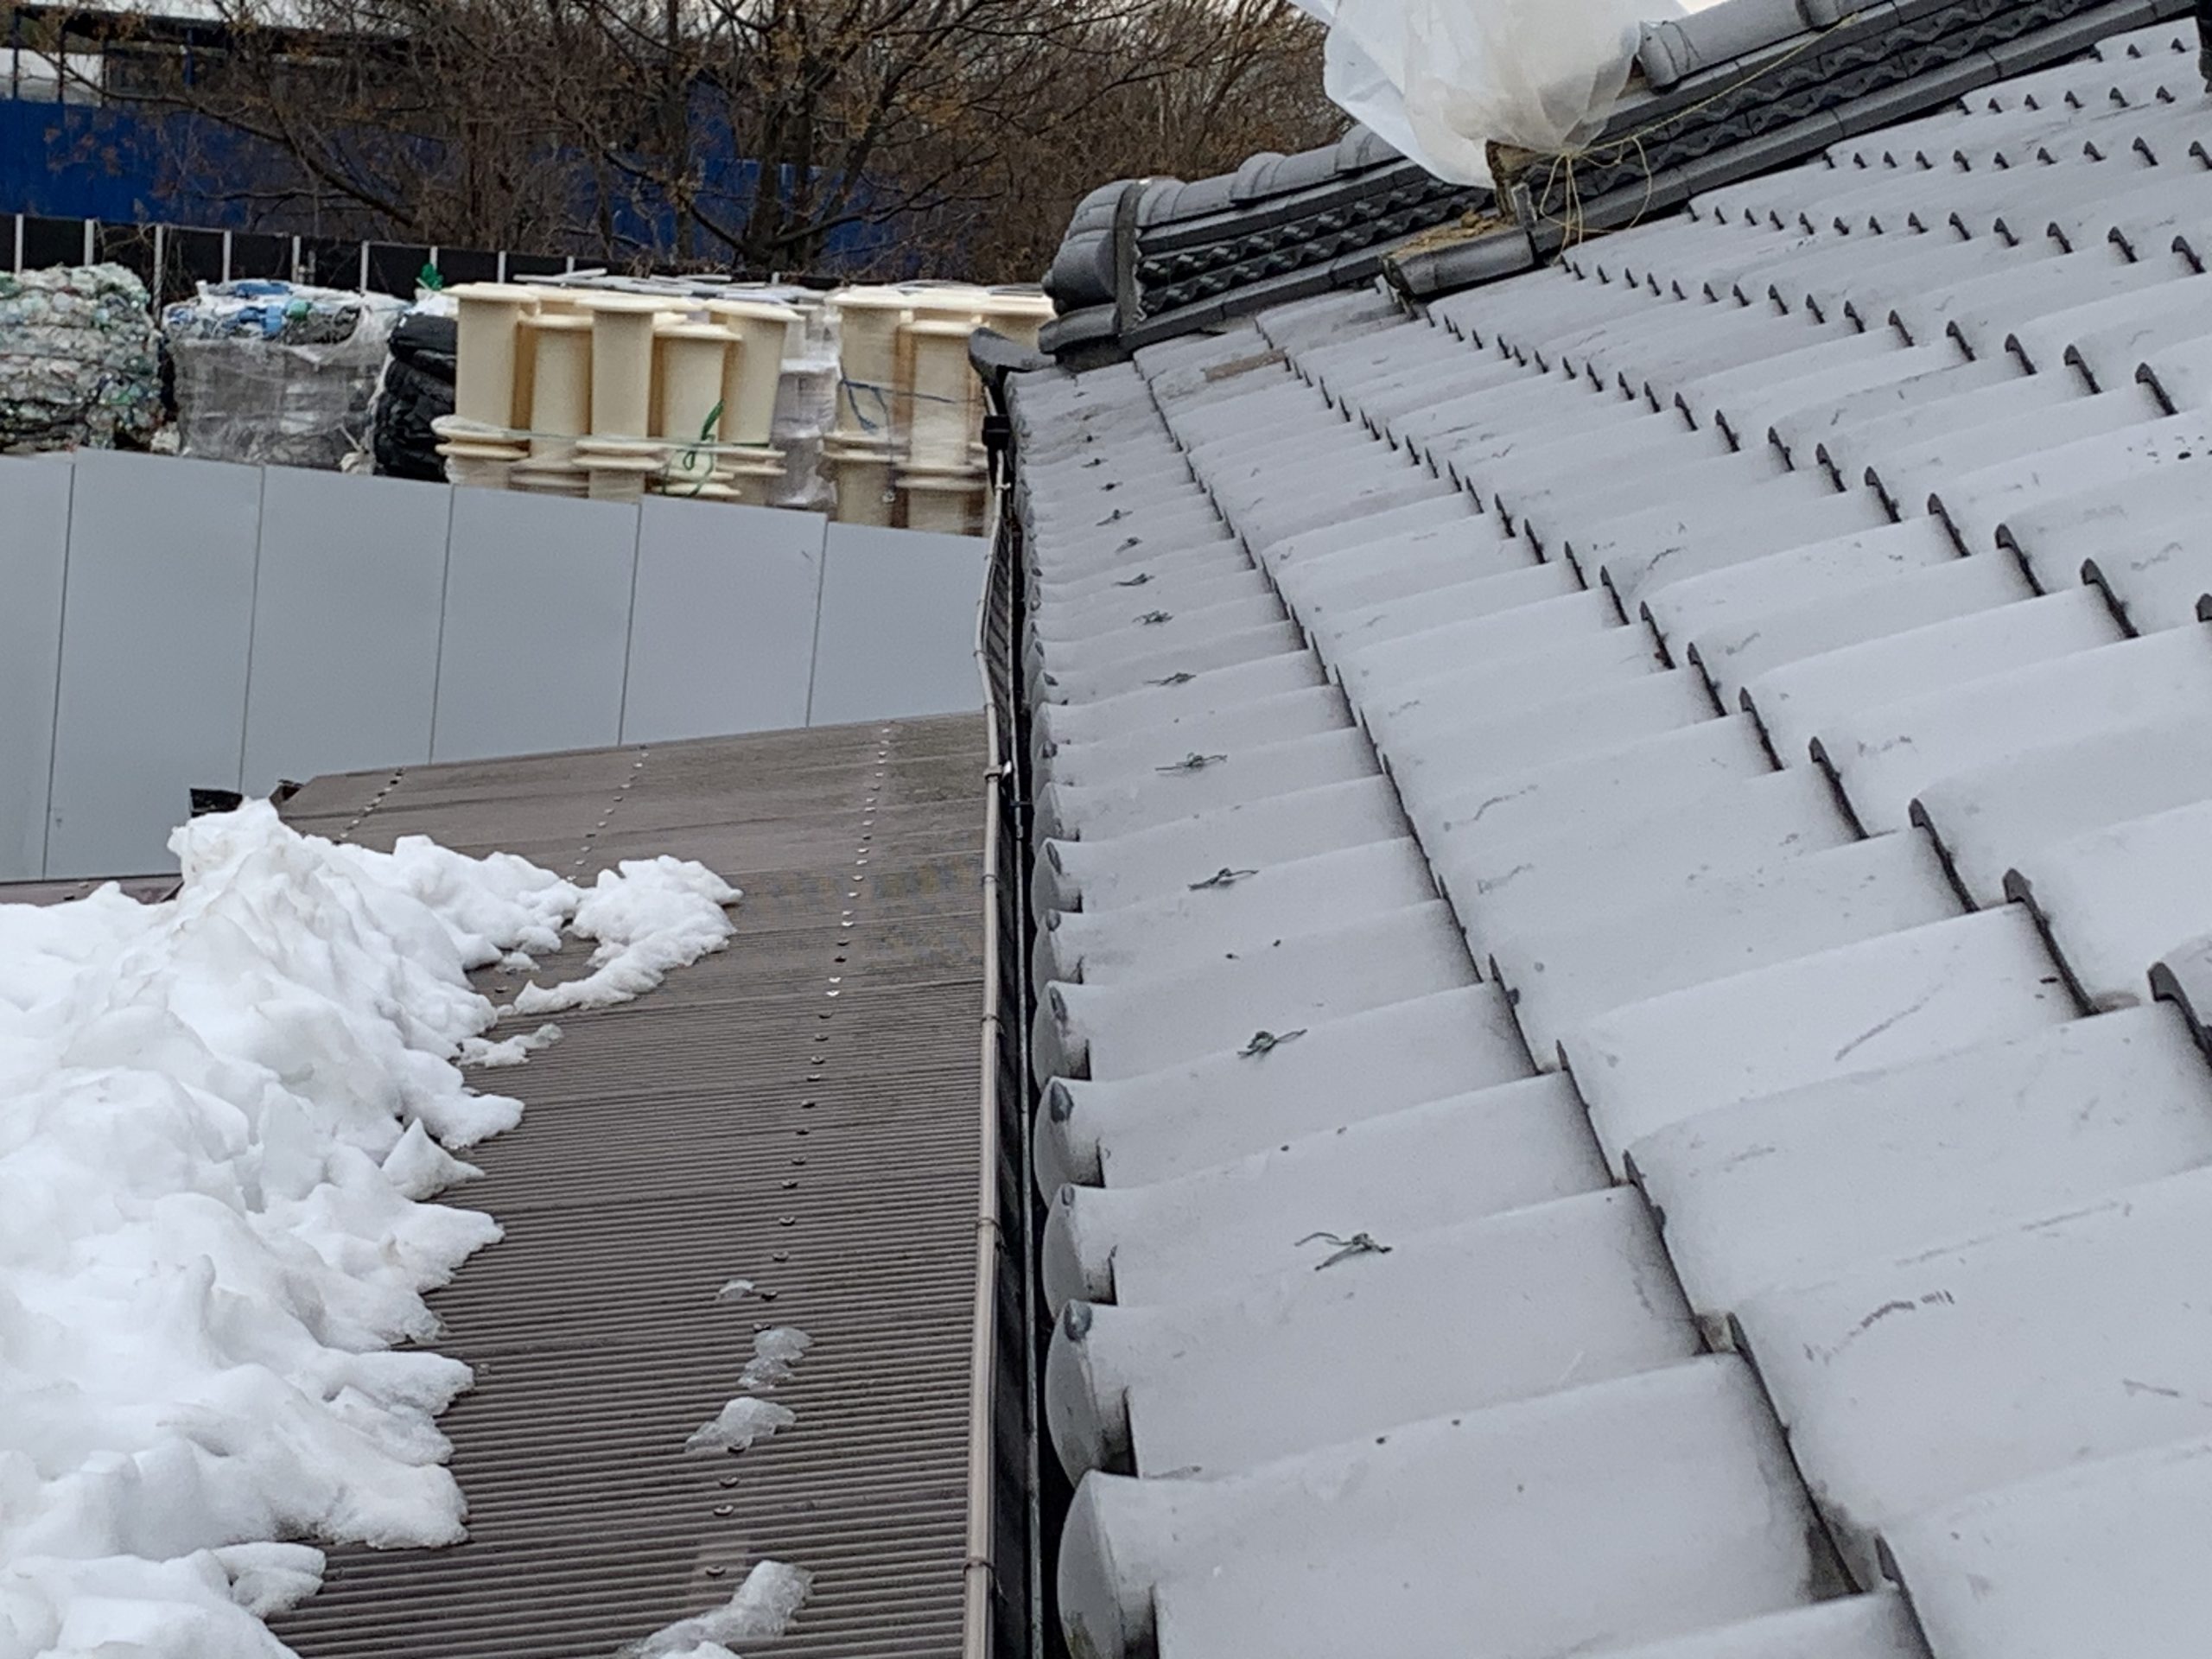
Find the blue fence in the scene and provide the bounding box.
[1,90,897,285]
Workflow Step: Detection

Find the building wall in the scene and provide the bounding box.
[0,451,986,879]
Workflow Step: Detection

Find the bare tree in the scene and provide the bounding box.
[92,0,1341,281]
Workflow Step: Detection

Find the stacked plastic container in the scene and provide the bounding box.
[431,277,810,506]
[825,283,1054,534]
[435,274,1052,531]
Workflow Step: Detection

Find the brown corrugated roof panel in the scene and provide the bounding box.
[269,714,997,1659]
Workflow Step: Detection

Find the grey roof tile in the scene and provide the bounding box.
[1493,829,1961,1066]
[1046,1182,1682,1478]
[1256,491,1483,571]
[1059,1356,1826,1659]
[1272,523,1535,619]
[1421,716,1779,899]
[1452,766,1853,957]
[1032,586,1284,651]
[1035,982,1529,1191]
[1566,474,1893,608]
[2006,264,2212,379]
[1034,899,1472,1081]
[1338,590,1630,709]
[1030,652,1327,759]
[1299,558,1574,658]
[1035,724,1378,842]
[1832,372,2117,505]
[1033,772,1405,918]
[1754,346,1999,463]
[1638,518,1956,646]
[1031,619,1308,704]
[2006,798,2212,1007]
[1685,551,2032,709]
[1746,588,2126,781]
[1032,565,1273,634]
[1593,1594,1930,1659]
[1035,683,1348,785]
[1386,670,1721,830]
[1565,907,2073,1172]
[1811,624,2212,834]
[1630,1004,2212,1321]
[1006,22,2212,1642]
[1040,1073,1605,1312]
[1910,715,2212,906]
[1035,836,1431,994]
[1736,1163,2212,1583]
[1884,1432,2212,1659]
[1929,402,2212,553]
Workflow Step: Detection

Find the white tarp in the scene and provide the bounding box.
[1299,0,1729,186]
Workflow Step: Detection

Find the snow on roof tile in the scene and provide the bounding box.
[1004,17,2212,1648]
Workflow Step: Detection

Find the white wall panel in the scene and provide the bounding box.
[46,452,261,877]
[243,467,451,792]
[432,488,639,764]
[622,498,826,742]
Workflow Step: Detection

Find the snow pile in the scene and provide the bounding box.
[620,1560,812,1659]
[514,857,742,1015]
[0,802,742,1659]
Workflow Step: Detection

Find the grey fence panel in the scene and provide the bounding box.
[243,467,453,795]
[45,451,262,877]
[0,458,73,880]
[621,497,827,744]
[432,487,640,764]
[807,524,986,728]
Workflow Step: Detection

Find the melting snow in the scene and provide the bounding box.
[514,857,743,1014]
[683,1397,797,1455]
[619,1560,812,1658]
[457,1021,563,1068]
[738,1327,813,1394]
[0,800,743,1659]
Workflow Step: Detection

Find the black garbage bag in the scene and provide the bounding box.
[371,311,458,481]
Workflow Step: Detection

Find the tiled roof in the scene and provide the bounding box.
[1040,0,2197,359]
[1001,14,2212,1656]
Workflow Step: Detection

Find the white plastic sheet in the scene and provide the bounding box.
[1300,0,1727,186]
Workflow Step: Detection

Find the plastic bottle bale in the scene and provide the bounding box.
[162,280,407,469]
[0,264,162,453]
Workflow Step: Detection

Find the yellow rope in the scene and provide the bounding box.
[1522,8,1868,248]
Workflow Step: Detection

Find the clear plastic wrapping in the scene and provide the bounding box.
[163,281,405,470]
[1294,0,1700,185]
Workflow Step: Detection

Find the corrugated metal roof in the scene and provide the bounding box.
[267,715,995,1659]
[0,874,178,905]
[1001,14,2212,1655]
